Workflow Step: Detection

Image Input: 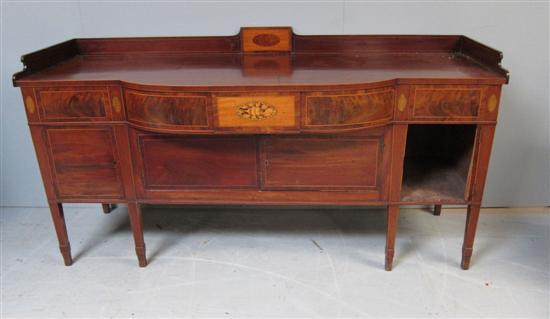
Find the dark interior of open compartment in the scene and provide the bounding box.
[401,125,477,203]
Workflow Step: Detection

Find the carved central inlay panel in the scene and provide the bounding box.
[236,101,278,120]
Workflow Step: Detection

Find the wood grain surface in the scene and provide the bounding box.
[126,90,209,129]
[262,137,380,189]
[37,88,111,121]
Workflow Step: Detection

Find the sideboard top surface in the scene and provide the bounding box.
[13,27,509,89]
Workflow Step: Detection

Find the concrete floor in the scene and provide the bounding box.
[1,205,548,318]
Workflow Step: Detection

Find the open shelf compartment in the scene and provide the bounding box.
[401,124,477,204]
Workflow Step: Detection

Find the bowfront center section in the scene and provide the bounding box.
[124,88,393,203]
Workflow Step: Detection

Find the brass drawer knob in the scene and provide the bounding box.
[236,101,277,120]
[112,96,122,113]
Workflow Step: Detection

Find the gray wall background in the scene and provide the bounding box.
[1,1,548,207]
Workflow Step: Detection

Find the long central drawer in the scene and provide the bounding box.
[123,88,397,133]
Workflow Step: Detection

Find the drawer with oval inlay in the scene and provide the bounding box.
[303,89,395,130]
[214,93,299,132]
[125,90,210,131]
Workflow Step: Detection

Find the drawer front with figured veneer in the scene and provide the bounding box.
[304,89,394,130]
[412,86,484,120]
[36,87,112,122]
[125,90,210,131]
[215,94,298,132]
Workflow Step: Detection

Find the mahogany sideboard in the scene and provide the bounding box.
[13,27,509,270]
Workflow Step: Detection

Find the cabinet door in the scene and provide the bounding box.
[135,134,258,189]
[261,131,389,192]
[45,127,124,199]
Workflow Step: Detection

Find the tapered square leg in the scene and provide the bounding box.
[48,201,72,266]
[434,205,442,216]
[385,205,400,271]
[128,202,147,267]
[102,203,117,214]
[461,204,481,270]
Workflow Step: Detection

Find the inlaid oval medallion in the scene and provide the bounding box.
[252,34,281,47]
[112,96,122,113]
[25,96,35,114]
[236,101,278,120]
[397,94,407,112]
[487,94,498,113]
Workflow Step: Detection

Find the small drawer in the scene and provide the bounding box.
[35,87,113,122]
[125,90,210,130]
[214,94,298,131]
[411,86,484,120]
[304,89,394,130]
